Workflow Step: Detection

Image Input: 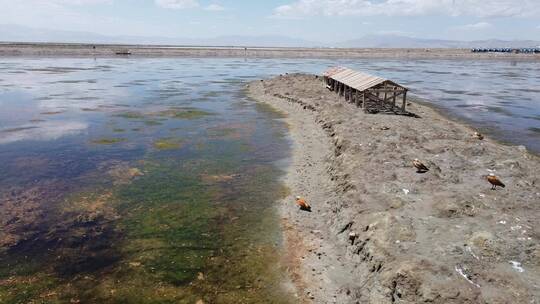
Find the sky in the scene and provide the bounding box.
[1,0,539,42]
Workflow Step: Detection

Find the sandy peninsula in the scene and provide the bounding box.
[1,43,540,60]
[247,74,540,303]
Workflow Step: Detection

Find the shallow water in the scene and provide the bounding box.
[0,57,538,302]
[0,58,292,303]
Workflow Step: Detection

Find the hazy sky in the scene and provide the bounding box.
[1,0,539,41]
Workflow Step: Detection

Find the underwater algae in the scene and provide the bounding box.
[156,108,214,120]
[144,120,164,126]
[91,138,127,145]
[114,107,214,123]
[115,111,146,120]
[153,138,183,150]
[0,145,292,304]
[0,58,298,304]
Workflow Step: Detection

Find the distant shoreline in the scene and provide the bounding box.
[1,43,540,59]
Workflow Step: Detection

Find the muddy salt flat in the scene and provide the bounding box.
[0,57,539,303]
[248,74,540,303]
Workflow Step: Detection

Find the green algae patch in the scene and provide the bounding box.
[207,127,236,137]
[0,148,293,304]
[91,138,126,145]
[0,274,59,304]
[254,102,286,119]
[144,120,163,126]
[153,138,183,150]
[113,160,223,284]
[115,111,145,119]
[158,108,214,120]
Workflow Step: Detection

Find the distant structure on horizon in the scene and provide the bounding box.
[471,47,540,54]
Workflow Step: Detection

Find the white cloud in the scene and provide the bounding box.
[0,0,118,32]
[273,0,540,18]
[154,0,199,9]
[205,4,225,11]
[55,0,112,4]
[455,22,492,30]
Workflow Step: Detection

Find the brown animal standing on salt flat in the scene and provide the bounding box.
[413,159,429,173]
[487,173,506,190]
[295,196,311,211]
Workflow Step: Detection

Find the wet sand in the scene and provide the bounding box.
[247,74,540,303]
[1,43,540,59]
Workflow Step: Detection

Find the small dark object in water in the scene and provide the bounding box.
[115,50,132,56]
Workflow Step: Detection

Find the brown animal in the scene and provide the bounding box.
[487,174,505,190]
[295,196,311,211]
[473,132,484,140]
[413,159,429,173]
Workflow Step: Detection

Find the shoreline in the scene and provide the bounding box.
[1,43,540,60]
[409,96,539,157]
[247,74,540,303]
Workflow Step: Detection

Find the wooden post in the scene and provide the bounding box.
[355,90,360,107]
[392,88,397,110]
[384,91,388,110]
[401,90,407,112]
[362,92,367,112]
[378,91,382,112]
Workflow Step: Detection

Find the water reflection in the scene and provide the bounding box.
[2,57,536,152]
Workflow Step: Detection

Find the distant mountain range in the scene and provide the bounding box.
[337,34,540,49]
[1,24,539,48]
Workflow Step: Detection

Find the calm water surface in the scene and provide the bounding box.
[0,57,538,303]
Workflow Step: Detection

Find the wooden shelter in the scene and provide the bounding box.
[323,67,409,114]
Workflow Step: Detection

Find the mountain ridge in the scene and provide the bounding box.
[1,24,539,48]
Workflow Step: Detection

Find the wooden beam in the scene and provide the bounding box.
[362,92,366,112]
[367,88,406,93]
[392,88,397,109]
[401,90,407,112]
